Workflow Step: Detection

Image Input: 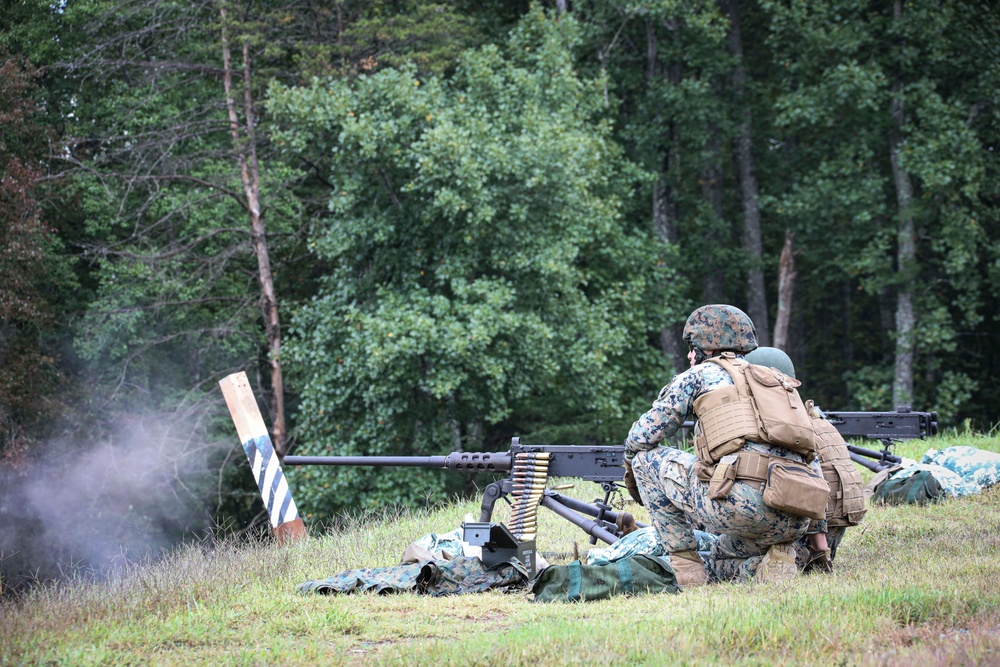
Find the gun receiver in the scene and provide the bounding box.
[821,406,937,472]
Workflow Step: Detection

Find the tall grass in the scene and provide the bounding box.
[3,430,1000,666]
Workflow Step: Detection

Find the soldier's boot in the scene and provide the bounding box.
[754,542,799,584]
[670,550,708,588]
[804,547,833,574]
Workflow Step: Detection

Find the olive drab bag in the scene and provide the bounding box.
[530,555,679,603]
[810,409,867,527]
[692,353,816,463]
[871,470,945,506]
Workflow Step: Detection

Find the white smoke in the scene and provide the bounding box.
[0,402,241,587]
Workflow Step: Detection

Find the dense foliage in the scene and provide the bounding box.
[1,0,999,566]
[269,9,680,514]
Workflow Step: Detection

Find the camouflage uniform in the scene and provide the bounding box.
[625,360,818,582]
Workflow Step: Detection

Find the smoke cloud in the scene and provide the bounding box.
[0,407,242,589]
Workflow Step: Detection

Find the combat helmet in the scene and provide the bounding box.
[682,304,758,354]
[745,346,795,378]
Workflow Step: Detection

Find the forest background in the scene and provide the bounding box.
[1,0,998,588]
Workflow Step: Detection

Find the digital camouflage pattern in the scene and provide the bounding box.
[921,446,1000,492]
[624,360,818,464]
[682,304,758,354]
[297,556,529,596]
[825,526,847,559]
[586,526,717,566]
[624,343,824,582]
[631,447,813,582]
[409,528,468,559]
[624,362,734,461]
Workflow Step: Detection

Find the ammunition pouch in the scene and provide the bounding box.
[697,451,770,500]
[707,453,739,500]
[811,411,867,527]
[761,460,830,520]
[697,451,829,520]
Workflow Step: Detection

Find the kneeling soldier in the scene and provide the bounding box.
[622,305,828,586]
[744,346,866,572]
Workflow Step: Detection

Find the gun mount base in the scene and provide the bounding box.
[462,521,537,578]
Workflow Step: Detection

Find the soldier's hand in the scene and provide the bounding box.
[616,511,638,536]
[805,548,833,574]
[623,461,644,506]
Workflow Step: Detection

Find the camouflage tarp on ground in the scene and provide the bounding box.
[586,526,718,566]
[298,556,529,596]
[922,446,1000,492]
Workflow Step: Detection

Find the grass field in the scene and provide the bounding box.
[3,431,1000,666]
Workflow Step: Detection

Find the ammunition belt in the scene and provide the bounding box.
[508,451,551,542]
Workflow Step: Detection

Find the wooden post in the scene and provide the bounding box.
[219,371,307,544]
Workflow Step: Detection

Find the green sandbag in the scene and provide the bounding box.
[872,469,945,505]
[531,555,680,603]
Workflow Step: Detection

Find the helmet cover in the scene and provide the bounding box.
[682,304,758,354]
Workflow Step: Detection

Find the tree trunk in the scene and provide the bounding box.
[649,19,684,370]
[773,231,796,351]
[700,126,726,303]
[724,0,770,346]
[890,0,915,408]
[841,279,854,399]
[220,6,287,456]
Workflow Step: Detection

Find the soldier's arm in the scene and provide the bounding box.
[624,368,701,460]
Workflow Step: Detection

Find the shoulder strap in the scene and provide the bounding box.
[567,561,582,602]
[704,353,752,400]
[615,558,635,595]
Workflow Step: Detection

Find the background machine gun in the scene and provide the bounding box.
[822,406,938,472]
[283,408,937,576]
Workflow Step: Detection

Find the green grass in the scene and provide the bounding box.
[3,430,1000,666]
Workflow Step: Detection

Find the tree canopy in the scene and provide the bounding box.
[268,8,682,514]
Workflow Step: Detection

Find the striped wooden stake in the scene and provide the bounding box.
[219,371,307,544]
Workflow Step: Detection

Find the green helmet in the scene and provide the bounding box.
[682,304,758,354]
[745,346,796,379]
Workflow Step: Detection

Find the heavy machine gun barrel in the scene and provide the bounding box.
[283,452,514,472]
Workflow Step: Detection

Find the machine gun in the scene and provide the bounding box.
[282,408,937,575]
[821,406,938,472]
[285,440,634,577]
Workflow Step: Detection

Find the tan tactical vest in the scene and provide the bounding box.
[691,353,816,464]
[810,409,867,527]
